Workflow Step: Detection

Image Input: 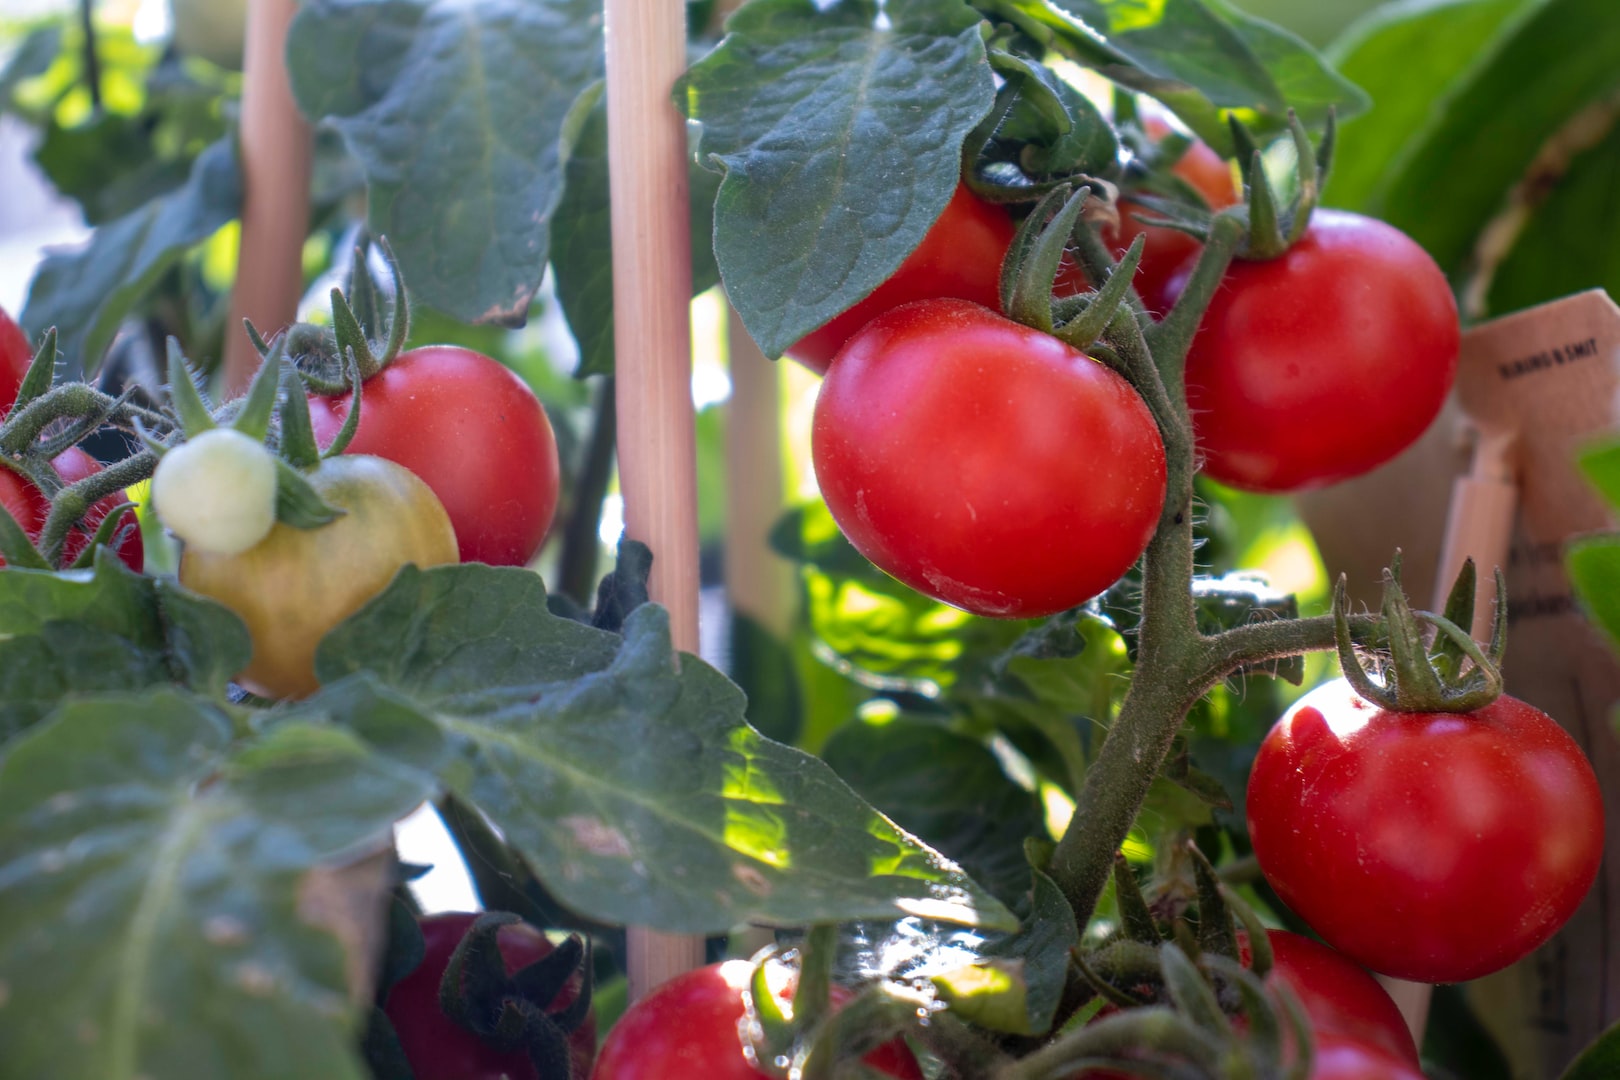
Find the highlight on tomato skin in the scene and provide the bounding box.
[1246,677,1605,985]
[811,298,1166,620]
[1164,209,1460,494]
[785,183,1017,375]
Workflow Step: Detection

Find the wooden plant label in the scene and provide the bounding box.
[1445,289,1620,1077]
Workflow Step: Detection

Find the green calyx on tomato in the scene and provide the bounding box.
[268,241,561,567]
[383,911,596,1080]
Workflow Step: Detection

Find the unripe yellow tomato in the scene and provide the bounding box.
[180,455,457,698]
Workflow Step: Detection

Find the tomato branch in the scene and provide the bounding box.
[1144,214,1245,384]
[0,383,172,456]
[36,448,157,564]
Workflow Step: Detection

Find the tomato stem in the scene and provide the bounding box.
[36,449,157,563]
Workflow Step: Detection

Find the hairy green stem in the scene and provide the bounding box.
[0,383,172,456]
[1144,214,1246,385]
[37,448,157,564]
[1044,215,1365,932]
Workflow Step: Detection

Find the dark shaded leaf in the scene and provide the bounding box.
[287,0,604,325]
[20,137,241,376]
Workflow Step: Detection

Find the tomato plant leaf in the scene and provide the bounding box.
[1357,0,1620,279]
[0,689,434,1080]
[550,99,723,378]
[931,867,1077,1034]
[0,553,251,744]
[1324,0,1523,213]
[19,136,241,377]
[823,712,1047,906]
[305,565,1019,934]
[992,0,1365,149]
[287,0,604,326]
[678,0,997,359]
[1487,123,1620,316]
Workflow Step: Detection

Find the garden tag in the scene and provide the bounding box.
[1307,289,1620,1077]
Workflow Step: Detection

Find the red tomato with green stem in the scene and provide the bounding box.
[0,448,143,571]
[1164,209,1459,493]
[786,183,1016,375]
[1247,678,1604,984]
[591,960,922,1079]
[812,298,1165,619]
[385,912,596,1080]
[307,346,560,567]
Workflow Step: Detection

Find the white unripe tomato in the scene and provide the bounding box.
[151,428,278,555]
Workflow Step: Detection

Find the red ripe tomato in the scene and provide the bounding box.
[1057,116,1239,312]
[0,448,143,571]
[308,346,560,567]
[1309,1036,1427,1080]
[1243,931,1417,1066]
[0,305,31,411]
[811,299,1165,619]
[1165,209,1459,493]
[786,183,1016,375]
[591,960,922,1079]
[1247,679,1604,984]
[385,912,595,1080]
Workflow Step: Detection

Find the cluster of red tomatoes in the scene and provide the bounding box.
[801,119,1461,620]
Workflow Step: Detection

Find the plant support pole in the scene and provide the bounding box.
[223,0,313,396]
[605,0,706,999]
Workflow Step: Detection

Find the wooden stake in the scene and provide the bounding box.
[223,0,313,396]
[605,0,706,999]
[725,308,794,639]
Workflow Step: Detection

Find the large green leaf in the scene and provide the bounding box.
[996,0,1365,147]
[1488,117,1620,315]
[299,564,1017,934]
[678,0,997,358]
[550,99,723,377]
[1325,0,1525,212]
[822,712,1046,906]
[0,553,250,743]
[1364,0,1620,277]
[287,0,604,326]
[19,136,241,375]
[0,690,435,1080]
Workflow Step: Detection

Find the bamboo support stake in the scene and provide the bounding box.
[725,309,795,640]
[605,0,706,998]
[222,0,313,396]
